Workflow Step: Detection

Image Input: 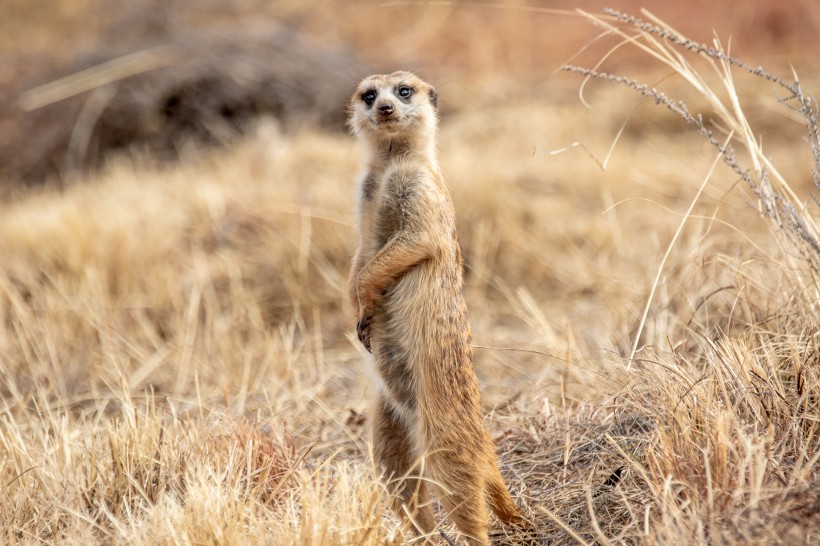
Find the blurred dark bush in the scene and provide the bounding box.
[0,7,370,188]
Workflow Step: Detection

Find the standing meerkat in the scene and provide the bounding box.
[348,71,522,545]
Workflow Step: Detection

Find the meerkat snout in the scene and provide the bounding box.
[377,102,394,117]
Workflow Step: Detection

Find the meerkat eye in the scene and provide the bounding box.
[397,86,413,98]
[362,90,376,105]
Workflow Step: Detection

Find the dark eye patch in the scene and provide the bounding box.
[362,90,376,106]
[397,86,413,99]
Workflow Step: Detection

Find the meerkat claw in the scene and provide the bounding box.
[357,315,372,352]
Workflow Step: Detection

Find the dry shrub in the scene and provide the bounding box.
[556,8,820,545]
[490,406,655,544]
[0,391,301,543]
[0,129,354,403]
[639,332,820,544]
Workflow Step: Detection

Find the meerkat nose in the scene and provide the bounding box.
[377,103,394,116]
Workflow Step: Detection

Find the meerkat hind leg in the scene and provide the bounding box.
[372,396,436,538]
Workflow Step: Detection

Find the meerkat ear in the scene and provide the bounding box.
[428,87,438,109]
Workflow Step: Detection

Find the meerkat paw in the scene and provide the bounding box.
[356,313,373,352]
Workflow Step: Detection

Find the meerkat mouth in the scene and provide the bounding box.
[371,117,403,130]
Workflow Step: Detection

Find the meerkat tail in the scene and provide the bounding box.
[486,465,523,524]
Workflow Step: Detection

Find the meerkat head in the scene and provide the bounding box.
[349,71,438,151]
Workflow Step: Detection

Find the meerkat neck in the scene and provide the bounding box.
[365,133,438,171]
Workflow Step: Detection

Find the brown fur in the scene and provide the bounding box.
[348,71,522,545]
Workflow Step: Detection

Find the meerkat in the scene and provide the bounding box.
[347,71,522,545]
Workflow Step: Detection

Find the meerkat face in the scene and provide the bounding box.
[349,71,438,142]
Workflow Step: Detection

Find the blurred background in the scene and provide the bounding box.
[2,0,818,189]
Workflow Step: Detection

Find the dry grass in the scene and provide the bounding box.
[2,4,819,545]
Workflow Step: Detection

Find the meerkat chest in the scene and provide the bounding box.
[357,169,403,250]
